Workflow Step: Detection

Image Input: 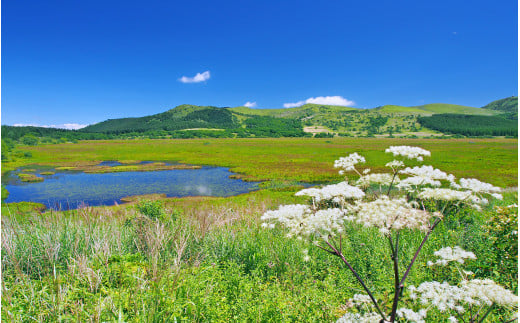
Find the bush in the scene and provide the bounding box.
[136,200,165,221]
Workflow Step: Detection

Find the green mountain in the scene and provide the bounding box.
[76,98,513,137]
[373,103,497,116]
[4,97,516,142]
[81,105,238,133]
[481,96,518,112]
[480,96,518,120]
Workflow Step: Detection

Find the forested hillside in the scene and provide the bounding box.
[81,106,239,134]
[3,97,516,146]
[417,114,517,137]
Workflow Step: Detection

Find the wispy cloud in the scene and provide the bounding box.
[283,96,355,108]
[179,70,211,83]
[244,101,257,108]
[13,123,88,130]
[283,101,306,108]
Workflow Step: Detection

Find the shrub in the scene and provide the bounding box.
[136,199,165,221]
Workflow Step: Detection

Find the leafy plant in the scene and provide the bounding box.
[261,145,518,322]
[136,199,166,221]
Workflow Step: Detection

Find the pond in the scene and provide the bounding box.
[3,163,261,210]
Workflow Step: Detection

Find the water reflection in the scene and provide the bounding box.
[3,164,260,209]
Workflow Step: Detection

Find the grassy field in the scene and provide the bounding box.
[1,138,518,322]
[4,138,517,187]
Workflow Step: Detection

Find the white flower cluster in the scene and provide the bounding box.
[351,293,372,306]
[336,312,382,323]
[417,188,473,202]
[385,160,405,170]
[427,246,476,267]
[451,178,503,199]
[356,173,397,188]
[397,166,456,191]
[260,204,310,231]
[348,197,437,235]
[462,279,518,307]
[400,165,454,182]
[334,153,365,174]
[295,182,365,203]
[409,279,518,314]
[397,176,442,191]
[261,204,347,239]
[385,146,431,161]
[396,308,427,323]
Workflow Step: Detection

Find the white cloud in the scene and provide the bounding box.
[179,70,211,83]
[244,101,257,108]
[284,96,355,108]
[13,123,88,130]
[62,123,88,130]
[283,101,306,108]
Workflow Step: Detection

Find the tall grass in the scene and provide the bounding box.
[2,189,516,321]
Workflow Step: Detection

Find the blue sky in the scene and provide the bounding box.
[2,0,517,128]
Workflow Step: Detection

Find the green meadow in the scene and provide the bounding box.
[4,137,518,186]
[1,138,518,322]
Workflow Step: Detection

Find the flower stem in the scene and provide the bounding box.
[399,217,441,287]
[389,233,401,322]
[324,240,387,321]
[387,171,398,196]
[476,303,495,323]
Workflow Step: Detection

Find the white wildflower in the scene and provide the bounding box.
[462,279,518,307]
[351,293,372,306]
[412,279,518,314]
[490,193,503,200]
[351,197,436,233]
[457,178,502,194]
[363,168,371,174]
[428,246,476,267]
[400,165,452,181]
[334,153,366,173]
[385,146,431,161]
[418,188,473,202]
[261,205,348,239]
[295,182,365,203]
[397,176,442,191]
[356,173,397,188]
[396,308,428,323]
[336,312,382,323]
[386,160,405,169]
[413,281,466,312]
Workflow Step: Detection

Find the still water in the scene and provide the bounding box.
[3,164,260,209]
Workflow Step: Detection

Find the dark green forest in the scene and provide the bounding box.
[81,107,239,134]
[418,114,517,137]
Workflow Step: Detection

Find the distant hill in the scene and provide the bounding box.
[481,96,517,120]
[481,96,518,112]
[4,97,516,141]
[81,105,239,133]
[230,104,359,118]
[373,103,497,116]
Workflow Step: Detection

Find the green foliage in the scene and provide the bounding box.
[480,202,518,291]
[136,199,166,221]
[21,134,39,146]
[1,185,10,200]
[242,116,306,137]
[418,114,518,137]
[1,179,517,322]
